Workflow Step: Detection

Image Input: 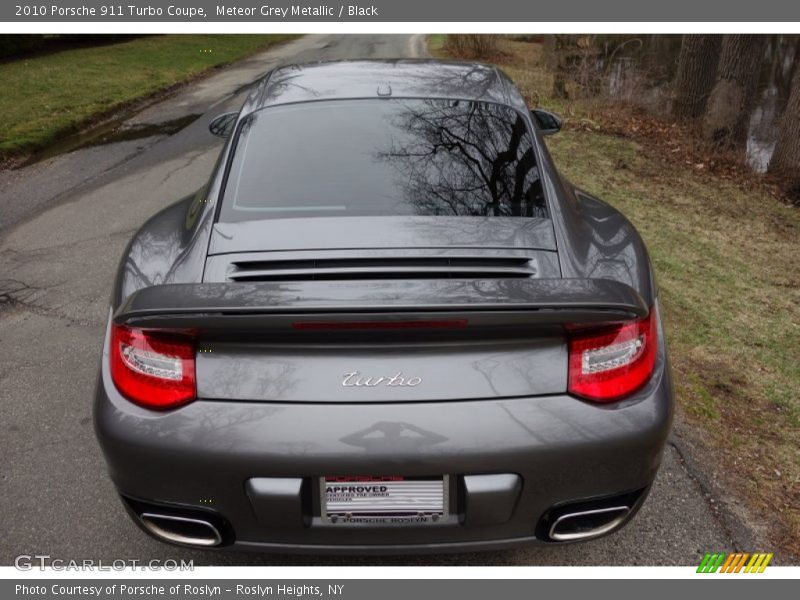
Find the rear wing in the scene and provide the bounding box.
[113,279,648,330]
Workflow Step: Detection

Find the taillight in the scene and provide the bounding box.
[110,324,196,410]
[567,310,657,402]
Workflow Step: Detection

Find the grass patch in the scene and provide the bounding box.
[550,126,800,556]
[0,34,297,158]
[439,36,800,555]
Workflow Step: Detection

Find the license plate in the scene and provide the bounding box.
[321,476,448,525]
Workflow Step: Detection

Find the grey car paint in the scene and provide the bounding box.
[113,277,648,404]
[112,62,655,309]
[95,59,672,553]
[207,216,558,254]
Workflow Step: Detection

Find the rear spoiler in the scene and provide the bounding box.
[113,279,648,330]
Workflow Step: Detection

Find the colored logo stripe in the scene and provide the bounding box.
[697,552,773,573]
[745,553,773,573]
[720,554,736,572]
[697,553,726,573]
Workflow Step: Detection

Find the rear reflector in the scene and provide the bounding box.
[110,324,196,410]
[567,309,657,402]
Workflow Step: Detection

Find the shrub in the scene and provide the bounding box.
[444,35,501,59]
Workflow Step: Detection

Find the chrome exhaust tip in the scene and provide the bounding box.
[139,512,223,547]
[537,487,650,542]
[548,505,630,541]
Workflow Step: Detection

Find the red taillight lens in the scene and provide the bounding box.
[110,324,196,410]
[567,310,657,403]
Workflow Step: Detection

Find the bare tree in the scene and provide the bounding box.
[769,64,800,200]
[377,100,545,218]
[702,35,768,148]
[444,35,500,59]
[544,35,605,99]
[640,34,682,86]
[766,35,800,115]
[544,35,572,99]
[672,35,721,120]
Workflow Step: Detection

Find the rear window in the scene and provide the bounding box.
[219,99,547,222]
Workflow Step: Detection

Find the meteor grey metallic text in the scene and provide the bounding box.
[94,60,673,553]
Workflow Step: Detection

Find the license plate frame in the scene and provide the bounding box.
[320,475,449,525]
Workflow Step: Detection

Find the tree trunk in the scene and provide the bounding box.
[545,35,572,99]
[672,35,721,120]
[643,34,682,86]
[702,35,768,148]
[770,64,800,201]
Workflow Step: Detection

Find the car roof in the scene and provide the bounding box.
[240,59,528,115]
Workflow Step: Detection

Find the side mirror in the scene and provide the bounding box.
[531,109,562,135]
[208,112,238,138]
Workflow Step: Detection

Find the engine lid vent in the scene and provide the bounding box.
[226,255,540,282]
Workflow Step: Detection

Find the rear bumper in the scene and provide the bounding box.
[94,326,673,554]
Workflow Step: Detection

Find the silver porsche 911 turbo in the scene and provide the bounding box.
[94,59,673,554]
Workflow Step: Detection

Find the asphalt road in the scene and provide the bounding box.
[0,34,755,567]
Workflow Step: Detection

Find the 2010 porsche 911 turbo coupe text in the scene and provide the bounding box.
[94,60,673,554]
